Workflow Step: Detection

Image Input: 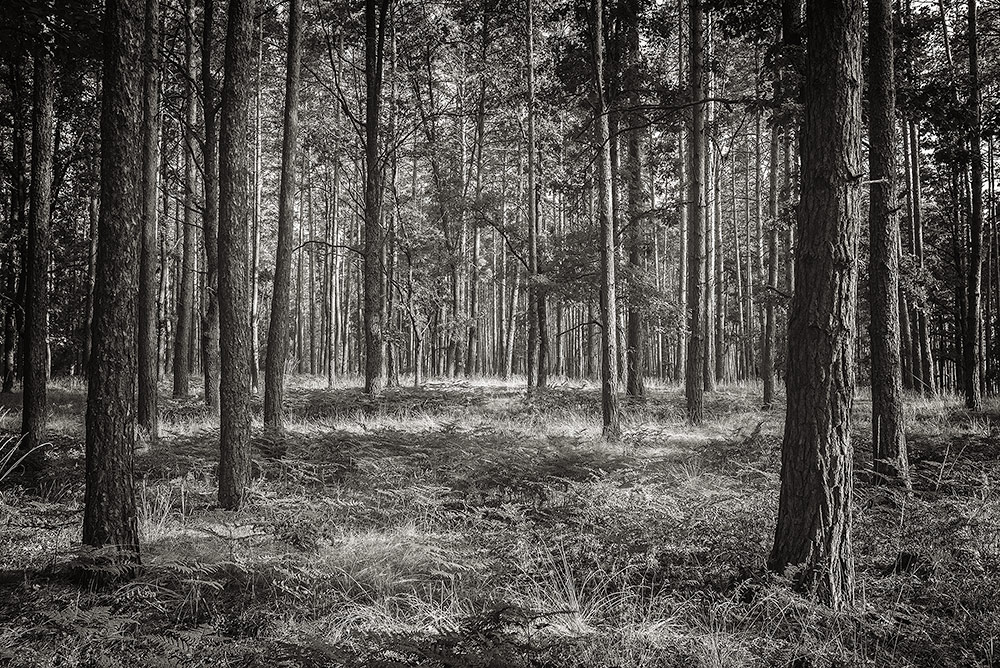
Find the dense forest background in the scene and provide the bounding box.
[1,0,999,665]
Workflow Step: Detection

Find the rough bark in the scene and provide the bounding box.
[172,0,197,398]
[201,0,220,413]
[3,59,29,395]
[908,121,934,395]
[263,0,301,430]
[363,0,390,395]
[964,0,983,410]
[138,0,161,438]
[83,0,142,559]
[526,0,538,391]
[22,45,54,460]
[685,0,706,425]
[624,0,646,398]
[769,0,861,610]
[763,123,780,409]
[217,0,256,510]
[592,0,620,439]
[867,0,907,484]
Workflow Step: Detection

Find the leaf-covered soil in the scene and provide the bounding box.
[1,378,998,667]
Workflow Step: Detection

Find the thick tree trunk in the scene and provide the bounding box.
[592,0,620,439]
[217,0,256,510]
[685,0,706,424]
[138,0,161,438]
[263,0,301,430]
[84,0,142,559]
[867,0,907,484]
[22,46,54,460]
[769,0,862,610]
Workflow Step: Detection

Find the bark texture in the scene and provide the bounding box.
[201,0,221,413]
[769,0,862,610]
[138,0,161,438]
[363,0,389,395]
[592,0,620,439]
[964,0,983,410]
[218,0,256,510]
[624,0,646,399]
[84,0,142,559]
[173,0,197,398]
[867,0,907,483]
[264,0,302,430]
[22,46,54,459]
[685,0,706,425]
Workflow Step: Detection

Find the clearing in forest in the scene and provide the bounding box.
[1,378,999,667]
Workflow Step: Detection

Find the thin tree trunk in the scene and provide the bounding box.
[4,59,29,395]
[685,0,706,424]
[200,0,221,413]
[763,121,780,410]
[263,0,301,430]
[22,44,54,461]
[138,0,161,436]
[592,0,621,439]
[964,0,983,410]
[525,0,538,391]
[624,0,646,398]
[173,0,197,398]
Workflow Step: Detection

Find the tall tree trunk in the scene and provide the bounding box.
[363,0,389,394]
[591,0,621,439]
[263,0,301,430]
[4,59,29,395]
[624,0,646,398]
[84,0,142,560]
[867,0,907,484]
[138,0,161,438]
[173,0,197,398]
[217,0,256,510]
[769,0,861,610]
[763,123,780,408]
[702,27,716,393]
[685,0,706,424]
[466,9,488,378]
[385,19,400,388]
[250,23,263,392]
[964,0,983,410]
[525,0,538,391]
[713,157,725,383]
[22,44,54,461]
[200,0,221,413]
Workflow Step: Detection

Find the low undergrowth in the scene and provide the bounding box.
[0,378,998,667]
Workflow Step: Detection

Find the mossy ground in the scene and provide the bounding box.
[1,377,998,667]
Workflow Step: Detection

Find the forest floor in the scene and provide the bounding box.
[0,377,999,667]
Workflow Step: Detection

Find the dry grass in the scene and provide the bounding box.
[0,378,998,667]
